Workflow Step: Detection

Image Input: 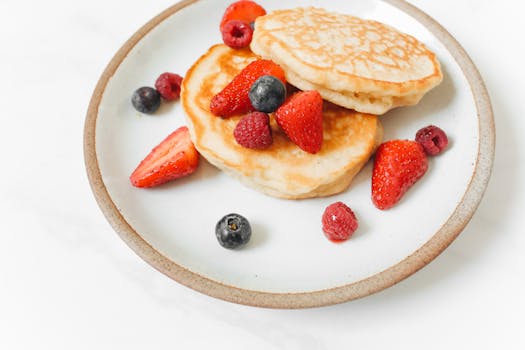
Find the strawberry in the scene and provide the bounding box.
[210,59,286,117]
[371,140,428,210]
[220,1,266,32]
[274,90,323,154]
[130,126,199,188]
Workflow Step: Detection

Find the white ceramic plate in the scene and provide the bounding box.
[84,0,494,308]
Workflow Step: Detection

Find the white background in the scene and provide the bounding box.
[1,0,523,349]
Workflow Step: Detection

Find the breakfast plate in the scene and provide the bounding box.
[84,0,494,308]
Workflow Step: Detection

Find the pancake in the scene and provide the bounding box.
[181,44,383,199]
[250,7,442,115]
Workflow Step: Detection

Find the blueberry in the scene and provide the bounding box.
[215,213,252,249]
[249,75,286,113]
[131,86,161,114]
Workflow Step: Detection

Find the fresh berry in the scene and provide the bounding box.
[233,112,272,149]
[155,72,183,101]
[220,0,266,32]
[249,75,286,113]
[130,126,199,188]
[221,20,253,49]
[131,87,161,114]
[322,202,358,242]
[215,213,252,249]
[274,90,323,154]
[372,140,428,210]
[415,125,449,156]
[210,59,286,117]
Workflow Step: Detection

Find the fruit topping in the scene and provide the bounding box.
[154,72,183,101]
[372,140,428,210]
[210,59,286,117]
[274,90,323,154]
[221,20,253,49]
[322,202,358,242]
[415,125,449,156]
[130,126,200,188]
[215,213,252,249]
[220,0,266,32]
[233,111,273,149]
[131,87,161,114]
[249,75,286,113]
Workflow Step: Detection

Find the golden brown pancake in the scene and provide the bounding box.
[181,44,383,199]
[251,7,442,115]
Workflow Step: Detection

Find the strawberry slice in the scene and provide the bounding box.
[210,59,286,117]
[274,90,323,154]
[220,1,266,32]
[371,140,428,210]
[130,126,199,188]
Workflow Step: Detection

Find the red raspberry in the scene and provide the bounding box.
[415,125,449,156]
[220,1,266,32]
[322,202,358,242]
[221,20,253,49]
[233,112,272,149]
[154,72,183,101]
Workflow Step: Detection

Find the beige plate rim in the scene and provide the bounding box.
[83,0,495,308]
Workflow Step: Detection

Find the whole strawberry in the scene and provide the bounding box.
[210,59,286,117]
[372,140,428,210]
[274,90,323,154]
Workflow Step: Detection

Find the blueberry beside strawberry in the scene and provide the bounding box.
[210,59,286,117]
[249,75,286,113]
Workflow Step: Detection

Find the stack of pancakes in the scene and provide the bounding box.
[181,7,442,199]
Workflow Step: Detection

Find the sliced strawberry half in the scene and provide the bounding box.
[210,59,286,117]
[130,126,199,188]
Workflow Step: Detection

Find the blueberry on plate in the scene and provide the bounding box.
[249,75,286,113]
[131,86,161,114]
[215,213,252,249]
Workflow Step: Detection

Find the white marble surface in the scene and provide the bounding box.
[1,0,523,348]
